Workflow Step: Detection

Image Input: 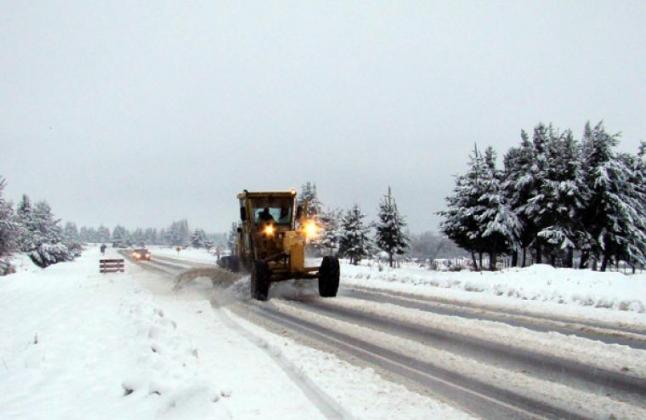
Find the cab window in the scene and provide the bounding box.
[250,198,293,225]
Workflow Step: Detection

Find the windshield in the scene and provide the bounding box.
[250,197,293,225]
[253,206,292,225]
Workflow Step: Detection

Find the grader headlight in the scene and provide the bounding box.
[263,224,275,237]
[302,219,320,240]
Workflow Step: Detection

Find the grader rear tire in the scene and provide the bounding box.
[251,260,270,301]
[318,256,340,297]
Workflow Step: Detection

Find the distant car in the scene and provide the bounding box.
[131,248,151,261]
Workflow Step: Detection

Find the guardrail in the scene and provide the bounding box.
[100,258,125,273]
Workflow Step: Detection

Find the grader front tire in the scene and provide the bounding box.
[318,256,340,297]
[251,260,271,301]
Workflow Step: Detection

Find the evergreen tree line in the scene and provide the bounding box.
[0,179,81,271]
[78,220,224,249]
[439,121,646,272]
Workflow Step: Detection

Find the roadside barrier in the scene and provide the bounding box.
[100,258,125,273]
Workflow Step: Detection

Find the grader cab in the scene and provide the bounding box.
[220,190,340,301]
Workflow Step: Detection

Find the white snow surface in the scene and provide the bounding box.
[0,248,324,419]
[342,261,646,327]
[267,299,646,419]
[0,247,471,419]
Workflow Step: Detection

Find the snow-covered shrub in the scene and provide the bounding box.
[29,243,72,268]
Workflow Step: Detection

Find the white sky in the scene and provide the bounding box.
[1,1,645,232]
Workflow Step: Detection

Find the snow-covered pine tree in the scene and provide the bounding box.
[178,221,189,245]
[131,228,145,246]
[144,227,158,245]
[97,225,111,243]
[28,201,72,267]
[190,228,208,248]
[517,123,552,264]
[167,220,190,247]
[64,222,79,242]
[535,129,588,267]
[63,222,82,257]
[476,147,521,270]
[502,131,535,266]
[0,177,19,261]
[439,144,488,270]
[79,226,89,243]
[338,205,372,265]
[319,208,343,255]
[88,227,99,243]
[297,182,323,216]
[375,187,409,267]
[617,150,646,268]
[628,141,646,270]
[579,121,646,271]
[15,194,36,252]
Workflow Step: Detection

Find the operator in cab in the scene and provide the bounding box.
[258,207,275,223]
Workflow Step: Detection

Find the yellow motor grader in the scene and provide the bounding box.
[219,190,340,301]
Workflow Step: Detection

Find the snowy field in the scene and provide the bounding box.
[0,247,468,419]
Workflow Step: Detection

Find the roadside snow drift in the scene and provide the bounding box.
[343,262,646,315]
[0,248,324,419]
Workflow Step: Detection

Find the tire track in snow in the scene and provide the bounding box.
[131,255,645,418]
[209,292,352,420]
[126,255,350,420]
[341,286,646,349]
[278,295,646,406]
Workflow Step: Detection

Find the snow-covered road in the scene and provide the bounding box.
[6,247,645,419]
[0,248,468,419]
[141,250,646,419]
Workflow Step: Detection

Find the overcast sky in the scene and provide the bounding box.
[2,1,645,233]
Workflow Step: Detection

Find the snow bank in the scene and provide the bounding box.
[343,262,646,315]
[0,249,231,419]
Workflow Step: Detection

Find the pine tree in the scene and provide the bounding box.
[97,225,111,243]
[517,124,551,264]
[0,177,19,259]
[191,228,208,248]
[476,147,521,270]
[579,121,646,271]
[64,222,79,242]
[26,201,72,267]
[618,151,646,268]
[167,220,190,246]
[375,187,409,267]
[297,182,323,216]
[319,208,343,255]
[535,129,588,267]
[439,144,489,270]
[338,205,372,265]
[79,226,89,243]
[144,227,158,245]
[63,222,82,257]
[131,228,145,246]
[15,194,36,252]
[502,131,535,266]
